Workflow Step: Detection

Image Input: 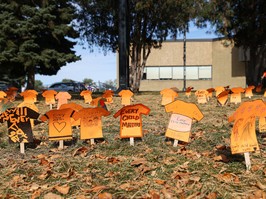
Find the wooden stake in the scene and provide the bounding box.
[59,140,64,149]
[90,138,95,145]
[20,142,25,154]
[173,140,178,147]
[244,152,251,170]
[49,104,53,110]
[130,137,134,146]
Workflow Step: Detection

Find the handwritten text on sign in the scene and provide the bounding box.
[114,104,150,138]
[121,108,140,128]
[168,114,192,132]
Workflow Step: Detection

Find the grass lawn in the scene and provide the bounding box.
[0,92,266,198]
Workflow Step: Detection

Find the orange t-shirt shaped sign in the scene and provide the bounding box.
[80,90,92,104]
[118,90,134,106]
[195,89,208,104]
[114,104,150,138]
[40,108,76,140]
[0,107,40,143]
[230,87,245,104]
[160,88,178,105]
[228,100,266,154]
[42,90,58,105]
[73,107,110,139]
[55,92,72,109]
[20,90,38,104]
[165,100,204,142]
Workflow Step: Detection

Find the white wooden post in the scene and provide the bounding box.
[173,140,178,147]
[90,139,95,145]
[244,152,251,170]
[130,137,134,146]
[59,140,64,149]
[20,142,25,154]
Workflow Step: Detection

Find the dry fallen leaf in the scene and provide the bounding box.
[256,181,266,190]
[149,189,160,199]
[205,192,218,199]
[119,183,131,191]
[131,158,147,166]
[43,192,64,199]
[98,192,113,199]
[107,157,120,164]
[213,154,229,163]
[30,183,40,191]
[214,173,240,183]
[161,188,173,199]
[38,169,52,180]
[31,189,41,199]
[154,179,166,185]
[90,185,109,192]
[39,157,50,167]
[54,184,70,195]
[72,146,89,157]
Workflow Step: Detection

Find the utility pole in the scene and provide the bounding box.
[117,0,129,92]
[183,25,187,91]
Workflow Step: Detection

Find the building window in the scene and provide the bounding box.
[159,67,172,79]
[144,66,212,80]
[146,67,159,79]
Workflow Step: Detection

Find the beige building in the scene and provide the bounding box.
[139,38,246,91]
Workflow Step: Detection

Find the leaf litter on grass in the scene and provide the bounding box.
[0,93,266,198]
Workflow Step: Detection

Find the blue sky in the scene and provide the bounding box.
[36,23,218,87]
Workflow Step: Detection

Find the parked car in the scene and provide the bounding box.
[48,82,86,92]
[0,81,9,91]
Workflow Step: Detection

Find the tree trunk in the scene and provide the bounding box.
[129,43,151,92]
[130,43,142,92]
[26,66,35,89]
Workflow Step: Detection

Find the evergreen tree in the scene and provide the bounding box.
[0,0,80,89]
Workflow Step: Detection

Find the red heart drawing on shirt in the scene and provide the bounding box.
[53,122,66,132]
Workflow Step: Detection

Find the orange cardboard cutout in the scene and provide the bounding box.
[230,87,245,104]
[0,107,40,143]
[80,90,92,104]
[102,90,114,104]
[259,116,266,133]
[230,93,242,104]
[215,86,225,97]
[228,100,266,154]
[245,86,255,98]
[20,90,38,104]
[118,90,134,106]
[164,100,204,142]
[59,103,83,127]
[17,102,39,128]
[160,88,178,106]
[90,97,108,111]
[40,108,76,140]
[185,87,193,98]
[6,87,18,101]
[195,90,208,104]
[113,104,150,138]
[0,91,7,101]
[55,91,72,109]
[217,90,229,106]
[42,90,58,105]
[73,107,110,139]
